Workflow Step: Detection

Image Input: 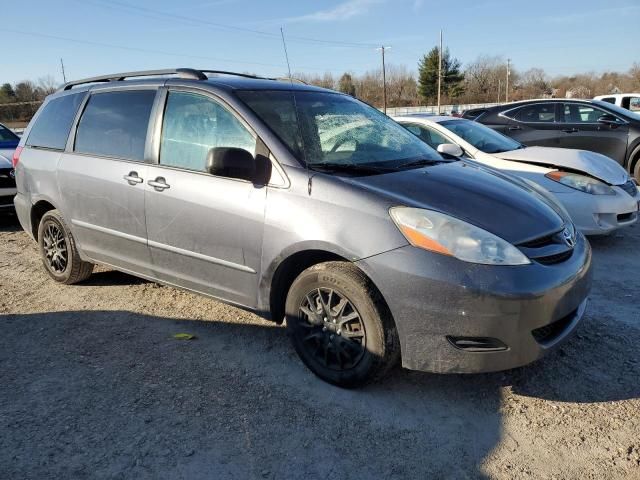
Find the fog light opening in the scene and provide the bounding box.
[447,336,509,352]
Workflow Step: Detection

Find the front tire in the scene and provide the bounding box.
[38,210,93,284]
[285,262,399,387]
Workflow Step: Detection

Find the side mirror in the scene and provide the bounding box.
[207,147,256,182]
[437,143,464,158]
[597,114,620,125]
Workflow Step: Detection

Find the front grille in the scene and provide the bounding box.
[620,179,639,197]
[0,168,16,189]
[518,233,555,249]
[535,250,573,265]
[532,307,578,344]
[517,227,576,265]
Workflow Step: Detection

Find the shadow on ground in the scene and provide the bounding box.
[1,304,638,479]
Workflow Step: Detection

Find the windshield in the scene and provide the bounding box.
[0,124,19,143]
[237,90,446,172]
[439,119,523,154]
[592,100,640,121]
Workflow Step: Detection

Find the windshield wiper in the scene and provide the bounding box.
[309,163,395,175]
[396,158,451,170]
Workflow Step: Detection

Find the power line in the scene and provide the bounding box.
[0,27,287,69]
[1,27,382,76]
[77,0,379,49]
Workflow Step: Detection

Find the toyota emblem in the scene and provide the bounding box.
[562,228,575,248]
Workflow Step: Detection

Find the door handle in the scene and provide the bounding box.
[508,126,522,131]
[562,128,578,133]
[148,177,170,191]
[123,172,143,185]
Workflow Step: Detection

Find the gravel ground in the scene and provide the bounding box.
[0,214,638,479]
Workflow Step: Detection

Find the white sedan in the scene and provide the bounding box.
[394,114,639,235]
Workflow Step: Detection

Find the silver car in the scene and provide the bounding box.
[394,114,639,235]
[13,69,592,387]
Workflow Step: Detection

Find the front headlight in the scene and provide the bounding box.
[545,171,615,195]
[389,207,531,265]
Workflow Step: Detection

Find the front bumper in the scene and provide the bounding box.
[553,188,639,235]
[356,234,592,373]
[0,187,16,212]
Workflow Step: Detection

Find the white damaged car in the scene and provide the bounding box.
[394,114,639,235]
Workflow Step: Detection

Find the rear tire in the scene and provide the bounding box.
[285,261,399,388]
[38,210,93,284]
[634,157,640,184]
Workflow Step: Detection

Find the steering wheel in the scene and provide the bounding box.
[331,137,359,153]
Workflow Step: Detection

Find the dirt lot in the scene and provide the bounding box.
[0,214,638,479]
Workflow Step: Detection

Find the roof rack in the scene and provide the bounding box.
[60,68,275,91]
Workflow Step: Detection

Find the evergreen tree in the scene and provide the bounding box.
[338,73,356,96]
[417,47,464,103]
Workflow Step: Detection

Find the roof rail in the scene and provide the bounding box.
[60,68,207,91]
[59,68,280,91]
[199,70,275,81]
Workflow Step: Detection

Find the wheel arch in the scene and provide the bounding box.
[263,244,393,327]
[30,199,58,240]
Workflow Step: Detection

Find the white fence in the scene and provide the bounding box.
[384,103,502,116]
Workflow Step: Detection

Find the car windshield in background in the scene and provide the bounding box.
[440,119,524,154]
[237,90,447,173]
[0,124,19,143]
[592,100,640,121]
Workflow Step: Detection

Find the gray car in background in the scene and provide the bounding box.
[13,69,592,387]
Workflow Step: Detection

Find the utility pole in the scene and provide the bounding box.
[60,58,67,83]
[378,46,391,114]
[437,30,443,114]
[506,58,511,103]
[497,79,501,103]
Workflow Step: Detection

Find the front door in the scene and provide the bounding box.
[57,89,158,276]
[558,103,629,164]
[504,102,563,147]
[144,89,266,307]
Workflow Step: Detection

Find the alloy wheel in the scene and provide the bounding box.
[297,288,366,371]
[42,221,68,274]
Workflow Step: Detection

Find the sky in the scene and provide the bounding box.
[3,0,640,85]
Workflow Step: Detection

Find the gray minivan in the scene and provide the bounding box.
[13,69,592,387]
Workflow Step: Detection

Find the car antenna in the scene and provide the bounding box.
[280,26,313,195]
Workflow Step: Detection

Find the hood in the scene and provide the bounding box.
[345,161,564,244]
[493,146,628,185]
[0,149,14,169]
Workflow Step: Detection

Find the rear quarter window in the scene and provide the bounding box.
[26,93,85,150]
[74,90,156,161]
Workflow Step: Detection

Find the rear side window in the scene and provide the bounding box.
[600,97,616,104]
[513,104,556,123]
[75,90,156,161]
[26,93,84,150]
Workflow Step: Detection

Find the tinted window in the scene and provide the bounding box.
[0,124,18,142]
[26,93,84,150]
[563,104,608,123]
[462,109,486,120]
[514,104,556,123]
[75,90,156,161]
[160,91,255,172]
[600,97,616,104]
